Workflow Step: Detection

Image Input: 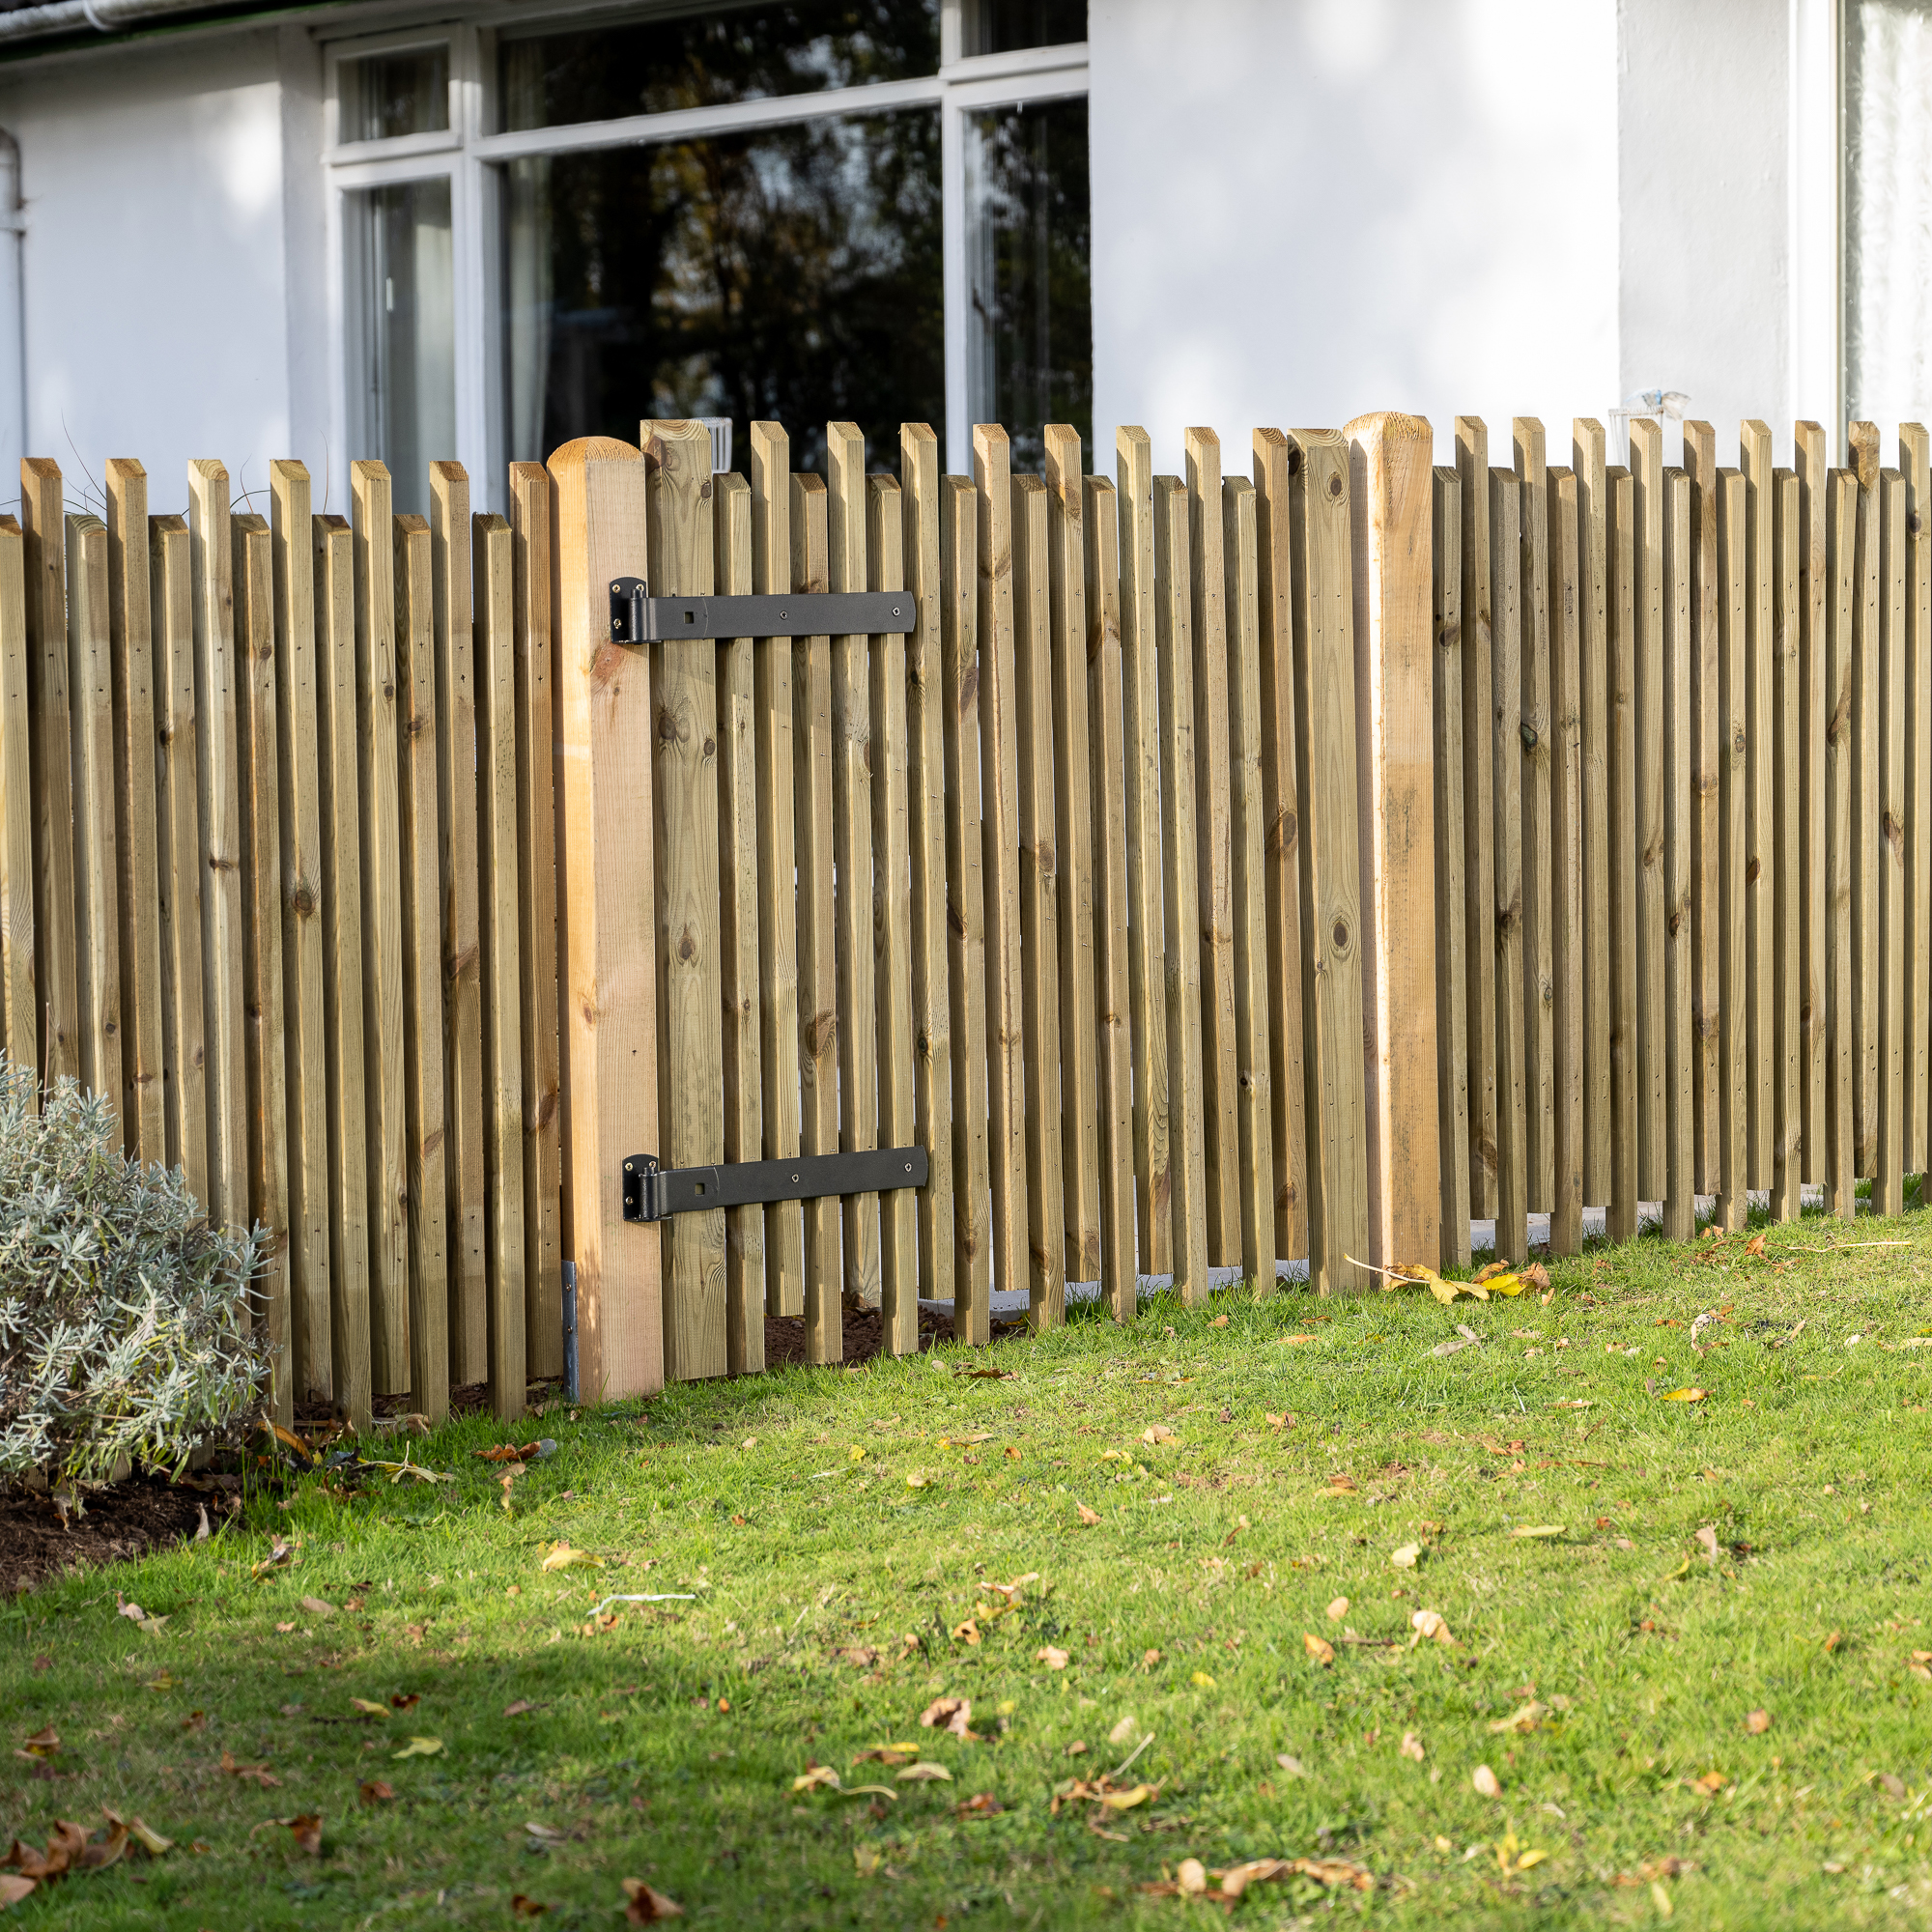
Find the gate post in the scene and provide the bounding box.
[550,437,662,1400]
[1347,412,1441,1269]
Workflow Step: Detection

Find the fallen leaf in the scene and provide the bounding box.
[793,1764,841,1791]
[620,1877,684,1922]
[298,1596,337,1620]
[1824,1630,1843,1654]
[1489,1700,1548,1735]
[951,1620,980,1646]
[1142,1425,1177,1446]
[1275,1753,1307,1777]
[540,1542,604,1573]
[1745,1710,1771,1734]
[1473,1764,1502,1797]
[350,1698,389,1719]
[920,1697,977,1740]
[359,1780,395,1804]
[1190,1670,1216,1689]
[1695,1526,1720,1565]
[1391,1543,1420,1568]
[1691,1770,1726,1796]
[955,1792,1002,1816]
[1075,1502,1101,1526]
[503,1700,536,1718]
[1037,1646,1069,1671]
[852,1844,882,1876]
[904,1472,931,1490]
[250,1541,296,1581]
[896,1762,952,1782]
[15,1727,58,1760]
[391,1737,442,1759]
[1326,1596,1350,1621]
[286,1815,323,1857]
[1400,1731,1425,1761]
[510,1897,551,1918]
[1410,1609,1455,1646]
[1509,1524,1566,1539]
[1303,1634,1335,1666]
[1276,1332,1317,1346]
[1178,1858,1208,1895]
[1744,1234,1767,1258]
[220,1751,282,1789]
[1100,1782,1155,1810]
[0,1876,37,1908]
[1658,1388,1707,1404]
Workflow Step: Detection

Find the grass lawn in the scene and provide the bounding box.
[5,1205,1932,1930]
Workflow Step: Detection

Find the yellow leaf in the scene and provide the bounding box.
[895,1762,952,1783]
[1509,1525,1565,1539]
[1303,1634,1335,1667]
[1485,1272,1528,1297]
[1651,1879,1675,1918]
[1190,1670,1215,1689]
[1142,1425,1177,1446]
[905,1472,930,1489]
[1391,1543,1421,1568]
[849,1446,867,1461]
[540,1542,605,1573]
[853,1844,882,1875]
[391,1736,443,1759]
[1657,1388,1707,1403]
[1515,1848,1548,1870]
[1488,1700,1548,1734]
[350,1699,389,1719]
[1100,1782,1155,1810]
[792,1765,840,1791]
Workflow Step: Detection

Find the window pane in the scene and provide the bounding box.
[499,2,939,133]
[502,110,943,474]
[969,0,1086,56]
[1845,1,1932,425]
[364,179,456,516]
[346,47,449,142]
[969,96,1090,470]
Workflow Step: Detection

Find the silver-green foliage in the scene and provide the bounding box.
[0,1061,267,1485]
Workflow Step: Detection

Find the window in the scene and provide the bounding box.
[1843,0,1932,428]
[324,2,1088,506]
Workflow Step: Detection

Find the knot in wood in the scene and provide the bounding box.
[658,703,685,743]
[1331,918,1350,953]
[291,881,319,918]
[1520,721,1538,751]
[1326,473,1344,499]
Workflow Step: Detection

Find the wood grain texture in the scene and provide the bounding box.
[1716,469,1749,1230]
[866,471,919,1350]
[20,461,76,1087]
[901,426,955,1313]
[1899,425,1931,1175]
[1045,425,1100,1285]
[976,427,1030,1304]
[646,420,727,1381]
[1795,424,1830,1186]
[1084,475,1136,1314]
[789,470,840,1364]
[1224,474,1280,1284]
[1629,421,1666,1202]
[269,464,330,1405]
[1153,474,1209,1301]
[1514,421,1553,1213]
[472,511,528,1413]
[1661,472,1694,1242]
[64,514,123,1144]
[1824,469,1858,1217]
[550,437,663,1398]
[1680,423,1721,1193]
[1573,422,1610,1209]
[0,519,32,1076]
[1875,469,1907,1218]
[349,465,409,1393]
[1431,467,1471,1269]
[509,463,563,1379]
[749,425,804,1319]
[103,461,164,1163]
[1605,467,1638,1240]
[1011,472,1065,1324]
[826,423,883,1318]
[1253,433,1309,1263]
[1743,423,1776,1188]
[1454,421,1498,1218]
[1773,469,1804,1219]
[1547,468,1583,1254]
[311,513,371,1424]
[715,470,767,1375]
[1115,428,1171,1276]
[940,473,991,1342]
[1491,470,1530,1256]
[230,512,291,1418]
[430,465,487,1388]
[1349,412,1438,1270]
[188,461,248,1234]
[392,514,450,1423]
[1290,431,1370,1292]
[1851,439,1880,1180]
[1184,429,1240,1264]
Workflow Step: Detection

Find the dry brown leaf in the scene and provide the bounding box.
[919,1696,978,1741]
[1178,1858,1208,1895]
[1695,1526,1720,1565]
[1691,1771,1726,1796]
[220,1751,282,1789]
[298,1597,337,1620]
[1473,1764,1502,1797]
[14,1727,58,1760]
[1142,1424,1177,1446]
[0,1874,36,1907]
[1303,1633,1336,1667]
[1744,1234,1767,1258]
[359,1780,395,1804]
[1399,1731,1425,1762]
[1326,1596,1350,1621]
[510,1897,551,1918]
[1037,1646,1069,1670]
[950,1620,980,1646]
[1825,1630,1844,1655]
[792,1764,840,1792]
[1745,1710,1771,1735]
[1410,1609,1455,1646]
[621,1878,684,1923]
[1075,1502,1100,1526]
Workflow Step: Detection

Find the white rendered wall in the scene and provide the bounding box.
[1088,0,1621,472]
[0,32,292,517]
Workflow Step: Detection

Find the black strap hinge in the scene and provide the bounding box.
[609,577,914,645]
[621,1146,928,1224]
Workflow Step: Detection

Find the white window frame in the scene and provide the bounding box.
[321,1,1089,504]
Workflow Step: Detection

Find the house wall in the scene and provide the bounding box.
[0,31,293,515]
[1089,0,1622,472]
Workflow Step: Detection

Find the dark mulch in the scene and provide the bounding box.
[0,1476,215,1595]
[764,1302,955,1369]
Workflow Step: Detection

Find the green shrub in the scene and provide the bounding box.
[0,1060,268,1488]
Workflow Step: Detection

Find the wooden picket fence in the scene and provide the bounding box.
[1,411,1919,1415]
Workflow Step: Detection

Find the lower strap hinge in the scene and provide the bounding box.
[621,1146,928,1224]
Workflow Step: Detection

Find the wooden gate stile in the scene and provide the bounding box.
[1629,422,1665,1207]
[1715,464,1749,1230]
[1876,466,1908,1217]
[1661,468,1693,1242]
[1431,465,1471,1269]
[1489,464,1529,1257]
[1772,468,1804,1219]
[1681,423,1721,1195]
[1795,424,1831,1189]
[1851,425,1882,1183]
[1513,422,1553,1219]
[1899,425,1932,1179]
[1575,424,1612,1218]
[714,468,766,1377]
[1605,463,1638,1240]
[1825,464,1859,1216]
[1548,464,1583,1256]
[104,459,165,1168]
[867,468,920,1355]
[1223,468,1279,1286]
[0,512,30,1074]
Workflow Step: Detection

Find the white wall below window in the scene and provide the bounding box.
[0,32,295,515]
[1088,0,1621,473]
